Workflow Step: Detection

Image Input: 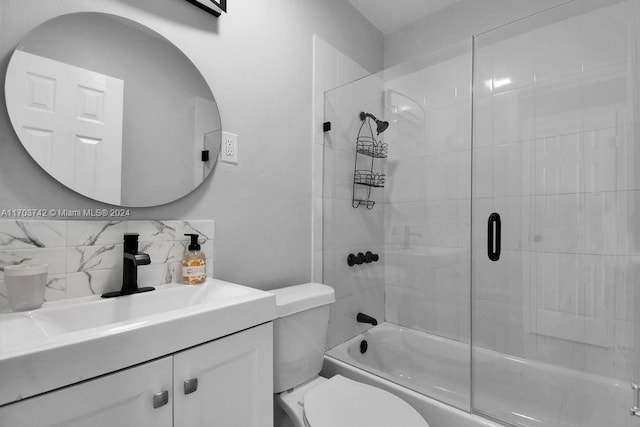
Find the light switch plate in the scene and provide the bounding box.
[221,132,238,165]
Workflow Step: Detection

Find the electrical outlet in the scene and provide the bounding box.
[221,132,238,165]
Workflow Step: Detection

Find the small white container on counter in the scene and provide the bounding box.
[4,263,48,311]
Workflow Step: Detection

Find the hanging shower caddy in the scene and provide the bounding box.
[352,112,388,209]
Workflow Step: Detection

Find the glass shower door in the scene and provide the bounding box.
[322,38,473,412]
[472,0,640,425]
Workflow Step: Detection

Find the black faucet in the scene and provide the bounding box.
[102,233,155,298]
[357,312,378,326]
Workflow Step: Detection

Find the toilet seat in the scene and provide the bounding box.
[302,375,429,427]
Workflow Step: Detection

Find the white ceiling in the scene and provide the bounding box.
[348,0,462,35]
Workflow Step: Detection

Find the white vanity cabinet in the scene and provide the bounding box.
[174,322,273,426]
[0,323,273,427]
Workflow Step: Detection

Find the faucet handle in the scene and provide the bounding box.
[124,233,140,253]
[364,251,379,263]
[347,253,365,266]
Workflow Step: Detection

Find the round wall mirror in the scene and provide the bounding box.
[4,12,221,207]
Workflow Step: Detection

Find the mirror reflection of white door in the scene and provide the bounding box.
[6,50,124,205]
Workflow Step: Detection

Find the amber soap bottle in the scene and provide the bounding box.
[182,234,206,284]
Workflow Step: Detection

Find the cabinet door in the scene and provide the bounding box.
[0,356,172,427]
[174,323,273,427]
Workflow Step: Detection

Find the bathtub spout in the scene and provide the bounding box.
[357,312,378,326]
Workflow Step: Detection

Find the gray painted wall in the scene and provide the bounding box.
[0,0,384,290]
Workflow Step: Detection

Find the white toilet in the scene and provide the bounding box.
[270,283,429,427]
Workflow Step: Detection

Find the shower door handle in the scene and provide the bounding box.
[631,383,640,416]
[487,213,501,262]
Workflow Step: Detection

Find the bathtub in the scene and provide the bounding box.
[322,323,632,427]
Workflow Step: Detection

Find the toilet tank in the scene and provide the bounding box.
[270,283,335,393]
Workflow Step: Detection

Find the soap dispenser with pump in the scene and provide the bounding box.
[182,234,206,284]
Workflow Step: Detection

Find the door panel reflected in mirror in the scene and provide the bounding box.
[4,12,221,207]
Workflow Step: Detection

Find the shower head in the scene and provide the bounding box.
[360,112,389,135]
[376,120,389,134]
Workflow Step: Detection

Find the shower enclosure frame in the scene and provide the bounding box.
[321,1,640,425]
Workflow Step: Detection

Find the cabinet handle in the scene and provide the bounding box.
[153,390,169,409]
[184,378,198,395]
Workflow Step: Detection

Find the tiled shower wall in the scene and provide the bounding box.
[320,40,473,348]
[383,42,473,343]
[0,220,213,312]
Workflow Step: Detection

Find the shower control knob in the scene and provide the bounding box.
[364,251,373,263]
[364,251,379,263]
[347,252,375,266]
[347,254,357,266]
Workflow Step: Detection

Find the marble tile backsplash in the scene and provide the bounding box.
[0,220,214,312]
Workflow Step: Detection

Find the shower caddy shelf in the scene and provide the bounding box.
[352,114,387,209]
[353,170,385,188]
[356,135,388,158]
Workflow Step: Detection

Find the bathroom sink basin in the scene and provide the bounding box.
[0,278,276,406]
[28,281,256,336]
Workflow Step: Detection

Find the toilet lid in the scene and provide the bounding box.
[303,375,429,427]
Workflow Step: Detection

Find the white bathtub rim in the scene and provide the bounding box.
[329,321,628,391]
